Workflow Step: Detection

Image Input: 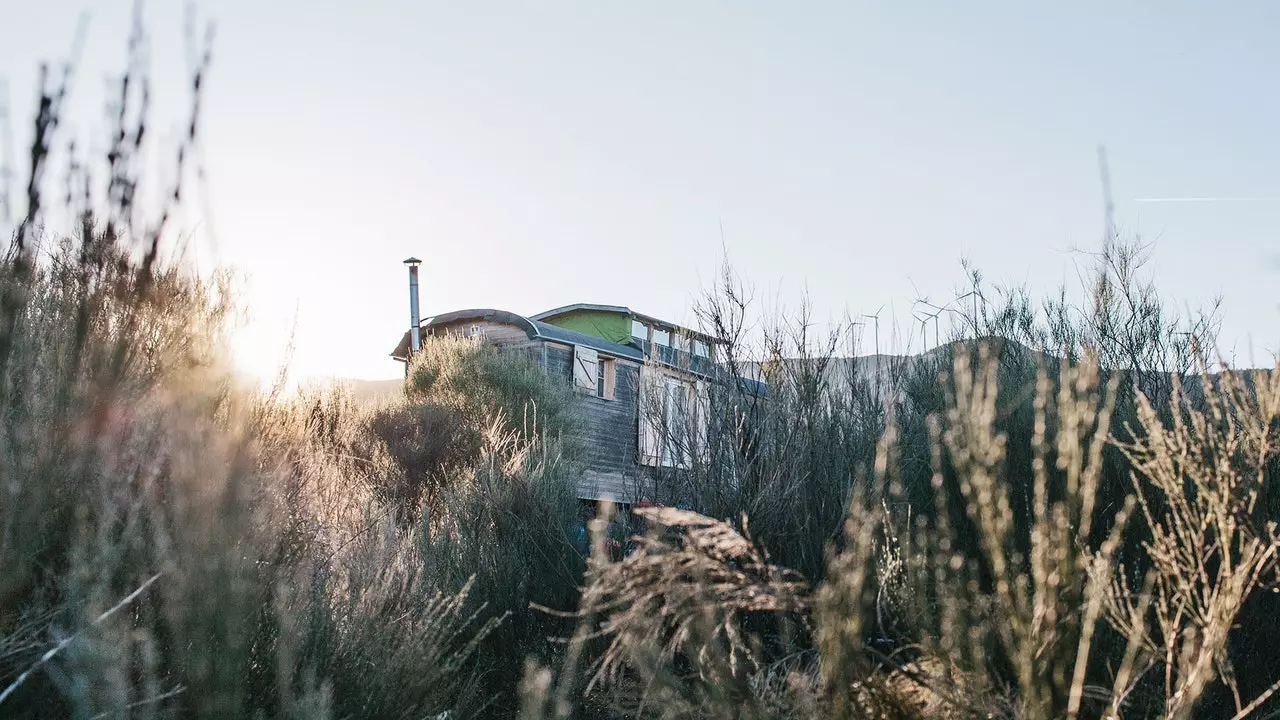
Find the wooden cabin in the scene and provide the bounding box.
[390,303,735,504]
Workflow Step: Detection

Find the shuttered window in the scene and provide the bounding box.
[662,377,691,468]
[638,365,663,466]
[694,380,710,461]
[573,345,598,392]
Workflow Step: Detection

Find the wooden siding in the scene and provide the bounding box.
[579,469,654,505]
[533,344,646,501]
[428,319,530,345]
[543,343,574,383]
[574,361,640,480]
[543,343,649,501]
[417,327,663,503]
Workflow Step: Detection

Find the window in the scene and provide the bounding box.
[573,345,599,392]
[662,377,691,468]
[693,380,710,460]
[596,357,615,400]
[692,339,710,358]
[652,328,671,347]
[638,366,704,469]
[466,324,483,338]
[638,366,662,466]
[631,320,649,343]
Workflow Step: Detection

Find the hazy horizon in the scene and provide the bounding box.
[5,1,1279,386]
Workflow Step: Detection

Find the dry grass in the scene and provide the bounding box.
[520,348,1280,720]
[0,19,585,718]
[1106,367,1280,719]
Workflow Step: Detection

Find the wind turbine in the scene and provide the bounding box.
[860,305,884,360]
[853,306,887,397]
[923,306,946,351]
[1098,144,1116,245]
[849,315,867,352]
[912,309,933,352]
[955,290,981,337]
[913,296,953,352]
[954,270,985,338]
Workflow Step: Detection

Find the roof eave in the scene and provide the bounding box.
[532,303,726,345]
[631,312,724,345]
[529,303,633,322]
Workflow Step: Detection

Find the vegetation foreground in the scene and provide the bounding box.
[2,23,1279,720]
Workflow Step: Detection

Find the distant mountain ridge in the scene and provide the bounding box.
[746,336,1273,404]
[739,337,1040,396]
[332,336,1269,408]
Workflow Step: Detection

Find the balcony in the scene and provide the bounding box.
[635,340,715,377]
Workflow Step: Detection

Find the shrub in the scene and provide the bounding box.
[406,335,581,444]
[0,24,517,718]
[525,349,1280,720]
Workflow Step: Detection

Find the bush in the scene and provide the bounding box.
[406,335,582,444]
[0,24,573,718]
[526,349,1280,720]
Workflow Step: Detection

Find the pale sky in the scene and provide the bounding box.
[4,1,1279,384]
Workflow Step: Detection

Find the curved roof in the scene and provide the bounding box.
[390,308,643,361]
[429,308,539,335]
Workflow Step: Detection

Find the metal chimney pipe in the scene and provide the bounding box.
[404,257,422,356]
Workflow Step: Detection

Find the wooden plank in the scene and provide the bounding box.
[573,345,599,392]
[563,363,641,479]
[545,345,574,384]
[429,319,530,345]
[577,469,654,504]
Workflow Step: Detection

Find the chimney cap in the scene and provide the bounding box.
[403,257,422,266]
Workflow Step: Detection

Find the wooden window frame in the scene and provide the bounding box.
[596,357,615,400]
